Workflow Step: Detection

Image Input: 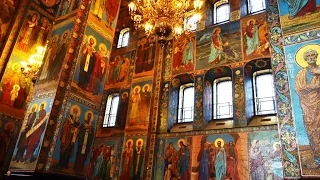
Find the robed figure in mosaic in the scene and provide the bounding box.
[122,139,134,180]
[59,106,80,169]
[75,112,94,171]
[295,48,320,165]
[178,140,190,180]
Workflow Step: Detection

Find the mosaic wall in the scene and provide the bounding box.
[2,0,320,179]
[51,99,99,176]
[266,0,300,177]
[154,129,282,180]
[196,21,241,70]
[278,0,320,36]
[126,80,153,132]
[0,0,21,50]
[0,114,21,172]
[71,24,112,106]
[88,137,123,180]
[36,18,74,88]
[9,96,53,171]
[120,136,147,180]
[0,7,53,117]
[284,39,320,176]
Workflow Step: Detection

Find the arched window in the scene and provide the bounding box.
[214,0,230,24]
[103,93,120,127]
[253,70,276,115]
[213,77,233,119]
[248,0,266,14]
[178,83,194,123]
[117,28,130,48]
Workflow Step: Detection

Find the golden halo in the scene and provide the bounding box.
[38,101,47,111]
[246,19,255,26]
[295,44,320,68]
[213,27,221,34]
[62,29,71,39]
[273,142,281,150]
[30,103,38,111]
[69,104,81,115]
[30,11,40,21]
[177,139,186,147]
[85,110,95,120]
[136,138,144,147]
[11,62,21,71]
[214,138,225,148]
[87,35,97,46]
[99,43,107,52]
[13,84,20,91]
[133,85,141,93]
[51,34,60,43]
[142,84,151,92]
[126,139,134,147]
[139,37,147,45]
[122,92,129,98]
[148,35,156,42]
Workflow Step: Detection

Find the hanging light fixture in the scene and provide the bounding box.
[128,0,203,45]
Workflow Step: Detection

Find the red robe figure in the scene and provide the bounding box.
[88,51,105,95]
[24,103,46,163]
[0,80,11,105]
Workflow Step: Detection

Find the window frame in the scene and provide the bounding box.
[103,93,120,127]
[253,69,277,116]
[177,83,195,123]
[117,28,130,48]
[247,0,266,14]
[213,0,230,24]
[213,77,233,119]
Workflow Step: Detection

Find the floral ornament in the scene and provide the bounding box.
[272,53,283,64]
[281,131,296,145]
[267,0,300,177]
[255,59,267,68]
[278,102,291,115]
[270,28,281,44]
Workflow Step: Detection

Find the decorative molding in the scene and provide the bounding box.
[69,93,99,110]
[40,0,93,171]
[283,28,320,46]
[194,75,204,129]
[158,124,278,137]
[267,0,300,177]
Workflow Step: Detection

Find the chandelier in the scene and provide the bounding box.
[20,46,46,82]
[128,0,203,44]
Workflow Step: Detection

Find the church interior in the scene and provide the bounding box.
[0,0,320,179]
